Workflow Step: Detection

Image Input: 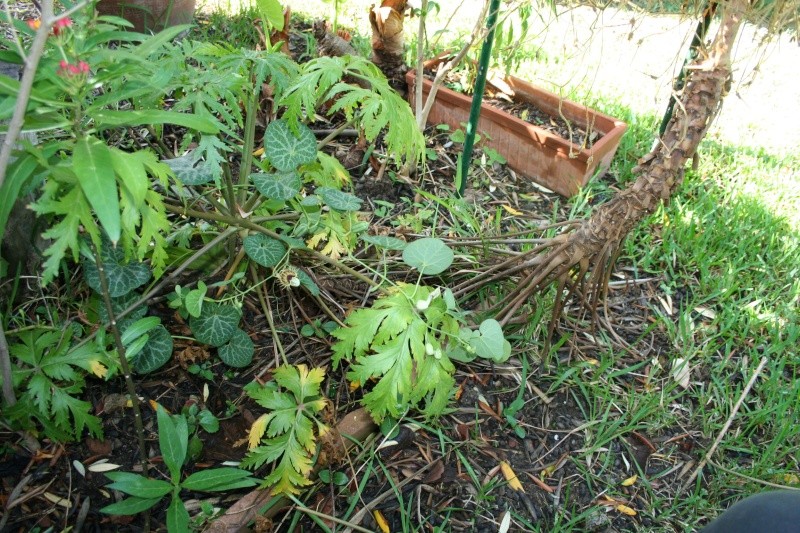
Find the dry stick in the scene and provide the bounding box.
[68,227,239,355]
[343,461,437,533]
[249,263,288,366]
[708,459,800,492]
[0,0,90,407]
[162,203,382,291]
[680,356,768,493]
[92,245,149,474]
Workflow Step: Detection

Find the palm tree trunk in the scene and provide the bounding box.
[490,0,747,326]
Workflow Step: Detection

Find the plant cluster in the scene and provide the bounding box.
[0,0,523,523]
[101,405,255,531]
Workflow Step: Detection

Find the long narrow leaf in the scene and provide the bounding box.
[104,472,172,499]
[100,496,161,515]
[92,110,219,134]
[156,405,187,483]
[181,468,256,492]
[167,496,190,533]
[74,136,121,243]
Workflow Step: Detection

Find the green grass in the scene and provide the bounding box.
[156,2,800,529]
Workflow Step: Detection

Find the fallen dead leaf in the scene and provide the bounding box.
[500,461,525,492]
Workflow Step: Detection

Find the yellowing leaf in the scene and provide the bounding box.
[43,492,72,508]
[621,474,638,487]
[253,147,265,157]
[89,360,108,378]
[500,461,524,492]
[501,204,523,216]
[349,380,361,392]
[249,414,269,450]
[616,504,637,516]
[374,510,390,533]
[782,473,800,485]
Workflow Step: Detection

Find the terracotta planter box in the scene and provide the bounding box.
[406,66,628,197]
[96,0,196,32]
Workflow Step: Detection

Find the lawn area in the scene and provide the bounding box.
[1,0,798,531]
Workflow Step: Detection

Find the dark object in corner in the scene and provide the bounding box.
[701,491,800,533]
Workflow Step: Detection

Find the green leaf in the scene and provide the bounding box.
[92,110,219,134]
[468,319,512,363]
[360,235,407,250]
[98,291,148,324]
[296,270,319,296]
[218,328,255,368]
[184,281,207,318]
[84,244,151,298]
[256,0,285,30]
[0,152,38,242]
[133,325,174,374]
[197,409,219,433]
[100,496,162,515]
[120,317,161,347]
[104,472,172,499]
[316,187,362,211]
[402,237,454,275]
[164,154,215,186]
[157,405,187,482]
[109,149,148,208]
[264,119,316,172]
[243,234,286,268]
[74,136,121,244]
[242,365,328,495]
[252,171,301,201]
[190,303,240,347]
[331,284,460,422]
[181,468,256,492]
[167,497,190,533]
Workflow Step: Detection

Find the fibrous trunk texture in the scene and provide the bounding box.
[369,0,408,89]
[490,0,746,327]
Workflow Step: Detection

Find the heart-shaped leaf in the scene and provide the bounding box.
[133,325,174,374]
[402,237,453,275]
[264,119,316,172]
[316,187,362,211]
[84,245,151,297]
[98,291,147,324]
[243,234,286,268]
[164,154,215,186]
[218,328,255,368]
[468,319,511,363]
[190,303,240,347]
[252,171,301,201]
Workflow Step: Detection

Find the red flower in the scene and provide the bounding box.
[57,59,90,78]
[53,17,72,35]
[26,19,41,30]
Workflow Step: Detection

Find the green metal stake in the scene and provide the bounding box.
[658,2,717,137]
[457,0,502,197]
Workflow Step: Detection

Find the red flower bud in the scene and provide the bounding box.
[53,17,72,35]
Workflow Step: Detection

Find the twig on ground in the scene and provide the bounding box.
[680,356,768,492]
